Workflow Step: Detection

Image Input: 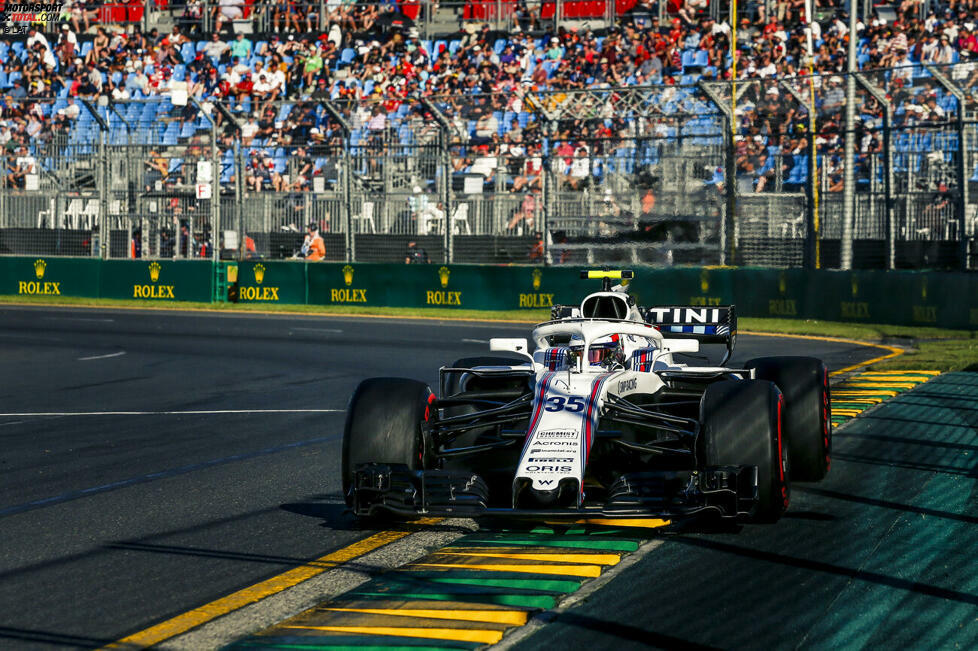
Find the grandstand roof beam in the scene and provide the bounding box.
[79,99,109,132]
[697,82,731,120]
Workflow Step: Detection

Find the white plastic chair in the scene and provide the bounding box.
[352,201,376,233]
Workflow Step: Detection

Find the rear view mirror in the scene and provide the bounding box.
[661,339,700,354]
[489,338,534,363]
[490,338,529,354]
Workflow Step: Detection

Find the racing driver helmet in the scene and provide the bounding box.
[569,334,625,368]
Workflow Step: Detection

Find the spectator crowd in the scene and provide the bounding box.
[2,0,978,198]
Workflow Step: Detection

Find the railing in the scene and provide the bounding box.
[3,64,978,268]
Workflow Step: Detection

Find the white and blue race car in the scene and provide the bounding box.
[343,270,831,523]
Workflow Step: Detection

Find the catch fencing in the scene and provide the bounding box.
[3,63,978,268]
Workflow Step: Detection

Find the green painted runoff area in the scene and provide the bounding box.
[231,526,646,650]
[801,372,978,648]
[3,256,978,329]
[230,372,978,650]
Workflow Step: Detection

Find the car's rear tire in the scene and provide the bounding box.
[699,380,789,523]
[744,356,831,482]
[342,378,434,507]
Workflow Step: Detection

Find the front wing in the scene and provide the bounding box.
[350,463,759,521]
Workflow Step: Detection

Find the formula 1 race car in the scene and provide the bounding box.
[343,270,831,524]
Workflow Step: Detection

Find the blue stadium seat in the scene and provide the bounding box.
[162,123,180,146]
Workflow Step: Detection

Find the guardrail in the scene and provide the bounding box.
[2,257,974,329]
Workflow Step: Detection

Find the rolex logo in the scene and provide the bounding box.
[700,268,709,293]
[778,271,786,295]
[438,266,451,288]
[342,264,354,286]
[532,268,542,290]
[921,277,927,301]
[851,277,858,297]
[34,259,46,280]
[253,264,266,284]
[149,262,161,282]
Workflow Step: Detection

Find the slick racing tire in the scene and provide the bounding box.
[342,378,434,508]
[699,380,789,523]
[744,356,831,482]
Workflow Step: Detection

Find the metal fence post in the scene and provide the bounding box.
[956,103,969,269]
[81,100,110,258]
[320,100,355,262]
[234,139,244,260]
[421,98,454,263]
[0,151,6,230]
[543,118,557,266]
[841,75,857,268]
[856,74,895,270]
[699,81,734,266]
[523,93,556,265]
[191,99,221,262]
[925,64,968,269]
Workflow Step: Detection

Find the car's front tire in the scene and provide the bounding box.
[744,356,831,482]
[342,378,434,508]
[699,379,789,522]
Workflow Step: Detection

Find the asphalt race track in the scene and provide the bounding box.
[0,306,891,649]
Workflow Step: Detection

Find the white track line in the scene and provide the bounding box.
[78,351,127,361]
[291,327,344,333]
[0,409,343,417]
[43,317,115,323]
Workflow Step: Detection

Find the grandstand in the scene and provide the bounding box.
[0,1,976,268]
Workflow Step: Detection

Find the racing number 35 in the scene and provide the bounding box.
[545,396,586,412]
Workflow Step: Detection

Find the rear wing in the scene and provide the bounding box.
[640,305,737,365]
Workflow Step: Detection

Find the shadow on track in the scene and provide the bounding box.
[795,485,978,525]
[670,536,978,606]
[537,611,723,650]
[0,626,112,647]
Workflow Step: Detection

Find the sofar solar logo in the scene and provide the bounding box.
[2,3,66,33]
